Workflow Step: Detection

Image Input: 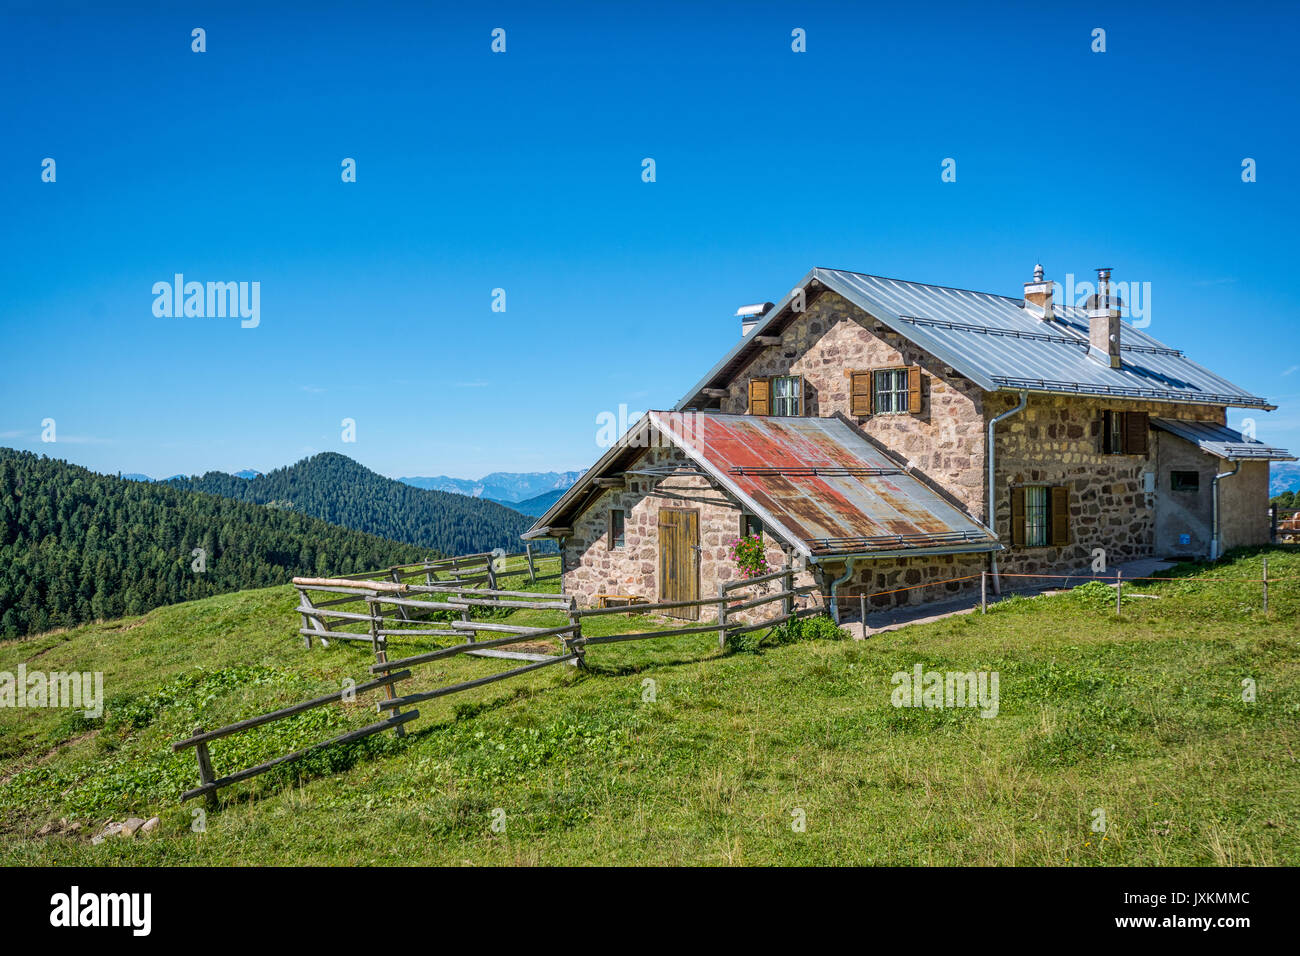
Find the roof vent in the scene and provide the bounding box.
[1086,267,1122,368]
[1022,263,1054,321]
[735,302,775,338]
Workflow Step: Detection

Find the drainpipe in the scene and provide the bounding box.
[826,557,858,625]
[1210,459,1239,561]
[987,389,1028,594]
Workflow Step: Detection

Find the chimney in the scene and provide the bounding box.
[735,302,775,338]
[1022,263,1054,321]
[1087,267,1122,368]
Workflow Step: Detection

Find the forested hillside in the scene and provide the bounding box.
[0,449,428,638]
[167,453,531,555]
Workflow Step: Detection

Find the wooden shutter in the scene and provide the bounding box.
[747,378,770,416]
[907,366,923,414]
[1123,411,1149,456]
[850,371,873,416]
[1050,487,1070,546]
[1010,487,1026,548]
[1101,411,1114,453]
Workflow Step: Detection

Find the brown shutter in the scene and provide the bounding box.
[1050,486,1070,546]
[1010,487,1026,548]
[1102,411,1113,453]
[907,365,923,414]
[1123,411,1149,456]
[747,378,770,415]
[850,371,873,416]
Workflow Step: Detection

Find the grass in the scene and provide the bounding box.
[0,548,1297,865]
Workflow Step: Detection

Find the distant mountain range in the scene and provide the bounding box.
[122,469,260,482]
[166,453,535,556]
[1271,462,1300,496]
[399,470,582,503]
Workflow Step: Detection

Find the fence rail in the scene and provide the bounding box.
[173,671,416,804]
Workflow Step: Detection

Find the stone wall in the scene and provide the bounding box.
[825,551,990,615]
[719,291,987,516]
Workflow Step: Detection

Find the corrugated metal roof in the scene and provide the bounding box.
[524,411,1000,557]
[676,267,1275,410]
[1151,418,1296,461]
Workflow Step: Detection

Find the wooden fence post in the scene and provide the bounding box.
[486,555,498,591]
[192,726,218,810]
[782,562,794,618]
[1115,570,1123,617]
[1263,555,1269,613]
[525,543,536,582]
[567,597,585,668]
[716,583,728,650]
[298,588,315,648]
[366,598,405,738]
[859,592,866,636]
[980,571,987,613]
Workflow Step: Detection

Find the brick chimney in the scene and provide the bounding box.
[1087,267,1121,368]
[1022,263,1054,321]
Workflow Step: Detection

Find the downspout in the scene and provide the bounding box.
[1210,459,1239,560]
[823,557,857,625]
[987,389,1028,595]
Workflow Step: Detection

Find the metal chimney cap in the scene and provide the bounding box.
[1032,263,1044,281]
[734,302,775,318]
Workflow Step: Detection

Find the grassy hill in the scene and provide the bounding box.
[1,548,1297,866]
[167,453,533,556]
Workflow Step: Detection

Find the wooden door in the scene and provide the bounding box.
[658,508,700,619]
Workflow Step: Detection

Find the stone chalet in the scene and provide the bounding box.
[524,265,1295,621]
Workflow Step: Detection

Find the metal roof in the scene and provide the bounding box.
[525,411,1001,559]
[1150,418,1296,461]
[676,267,1275,411]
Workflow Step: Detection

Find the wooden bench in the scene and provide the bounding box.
[594,593,649,611]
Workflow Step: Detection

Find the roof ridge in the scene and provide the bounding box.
[815,266,1024,303]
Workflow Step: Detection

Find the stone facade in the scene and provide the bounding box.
[719,291,987,515]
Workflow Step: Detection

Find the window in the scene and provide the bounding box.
[1170,470,1200,492]
[1011,485,1069,548]
[608,509,626,549]
[741,513,764,540]
[1024,486,1049,547]
[1101,410,1149,455]
[873,368,910,414]
[771,375,802,416]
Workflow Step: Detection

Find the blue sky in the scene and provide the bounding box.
[1,0,1298,480]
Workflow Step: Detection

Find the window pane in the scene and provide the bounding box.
[772,375,799,415]
[1025,486,1048,547]
[611,509,626,548]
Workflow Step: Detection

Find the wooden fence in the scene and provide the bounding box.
[176,552,818,806]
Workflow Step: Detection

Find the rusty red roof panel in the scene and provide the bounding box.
[650,411,998,555]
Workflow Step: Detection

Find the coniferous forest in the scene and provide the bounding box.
[0,448,432,638]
